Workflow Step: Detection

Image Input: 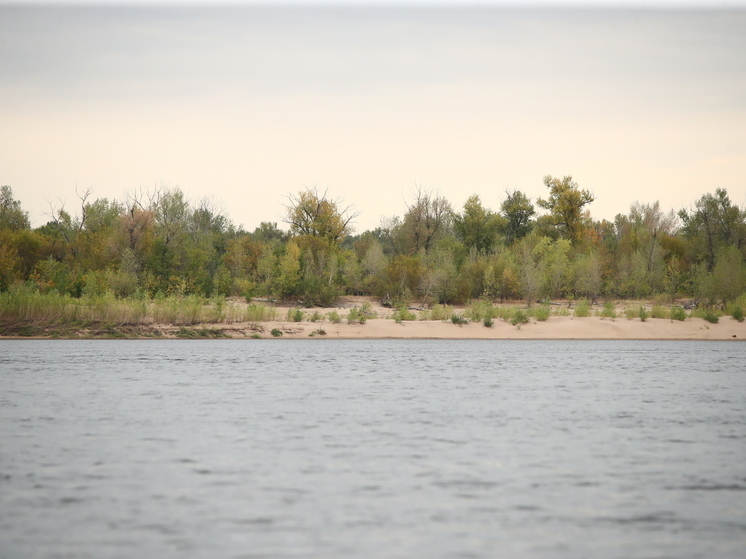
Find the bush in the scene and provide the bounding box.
[510,309,529,327]
[451,313,468,326]
[271,328,283,337]
[624,306,639,320]
[574,300,591,317]
[424,304,452,321]
[393,306,417,324]
[600,302,617,319]
[483,316,494,328]
[348,303,377,324]
[534,305,551,321]
[639,306,648,322]
[466,299,494,322]
[702,310,719,324]
[670,306,687,321]
[650,305,668,319]
[327,310,341,323]
[731,306,744,322]
[287,307,304,322]
[309,310,323,323]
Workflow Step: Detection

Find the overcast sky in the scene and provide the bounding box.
[2,1,745,231]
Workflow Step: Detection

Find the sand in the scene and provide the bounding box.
[198,315,746,341]
[4,296,745,340]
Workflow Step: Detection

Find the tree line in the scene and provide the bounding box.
[1,178,745,308]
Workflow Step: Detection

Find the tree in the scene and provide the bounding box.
[454,194,504,253]
[399,186,453,254]
[284,187,357,246]
[537,175,594,244]
[500,189,534,245]
[0,186,31,230]
[679,188,746,270]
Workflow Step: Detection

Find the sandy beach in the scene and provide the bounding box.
[3,296,745,340]
[168,314,745,341]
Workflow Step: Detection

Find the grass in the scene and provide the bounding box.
[0,285,280,331]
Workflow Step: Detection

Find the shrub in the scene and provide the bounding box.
[271,328,283,337]
[574,300,590,317]
[624,306,639,320]
[731,306,744,322]
[702,310,719,324]
[466,299,494,322]
[393,306,417,324]
[287,307,304,322]
[639,306,648,322]
[600,302,617,319]
[244,303,277,322]
[650,305,668,319]
[483,315,494,328]
[309,310,323,323]
[534,305,551,321]
[327,310,341,324]
[451,313,468,326]
[348,304,376,324]
[510,309,529,327]
[670,306,687,321]
[425,304,452,321]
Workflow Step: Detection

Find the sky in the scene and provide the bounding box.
[2,1,745,233]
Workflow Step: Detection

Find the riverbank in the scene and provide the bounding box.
[2,315,745,340]
[2,295,744,340]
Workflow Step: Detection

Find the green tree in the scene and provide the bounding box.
[0,186,31,231]
[679,188,746,270]
[500,189,534,245]
[537,175,594,244]
[454,194,504,253]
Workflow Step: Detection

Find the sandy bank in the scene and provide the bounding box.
[137,315,745,341]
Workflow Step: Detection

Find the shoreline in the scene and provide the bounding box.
[2,315,745,341]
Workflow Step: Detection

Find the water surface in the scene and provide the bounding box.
[1,340,744,558]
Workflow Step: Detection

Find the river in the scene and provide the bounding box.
[1,339,744,558]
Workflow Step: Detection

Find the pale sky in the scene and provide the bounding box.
[2,1,745,232]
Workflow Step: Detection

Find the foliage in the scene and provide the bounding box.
[533,305,552,321]
[284,187,356,246]
[731,306,744,322]
[501,189,535,244]
[271,328,283,337]
[454,195,504,252]
[600,302,617,318]
[650,305,669,319]
[327,310,342,323]
[287,307,305,322]
[510,309,530,327]
[392,306,417,323]
[451,313,469,326]
[536,175,594,244]
[347,302,376,324]
[573,300,591,317]
[670,306,687,321]
[639,306,649,322]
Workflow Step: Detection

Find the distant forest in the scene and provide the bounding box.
[1,177,745,308]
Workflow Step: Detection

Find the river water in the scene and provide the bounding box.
[1,340,744,558]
